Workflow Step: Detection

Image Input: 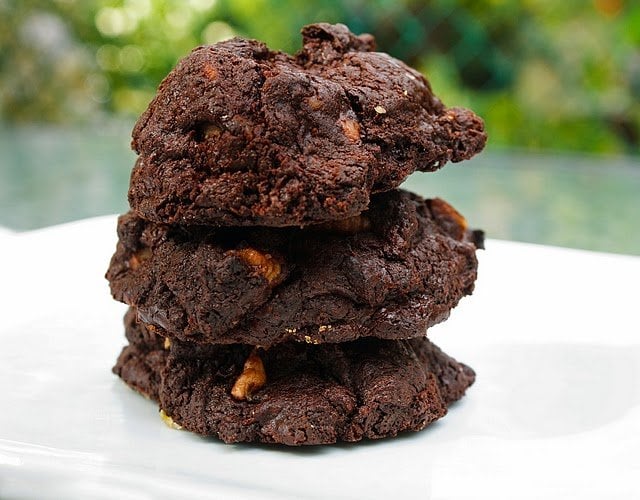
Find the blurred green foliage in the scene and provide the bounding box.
[1,0,638,154]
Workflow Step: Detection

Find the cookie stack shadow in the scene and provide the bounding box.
[106,23,487,446]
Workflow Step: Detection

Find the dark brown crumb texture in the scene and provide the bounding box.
[114,309,475,445]
[106,190,482,346]
[129,23,486,226]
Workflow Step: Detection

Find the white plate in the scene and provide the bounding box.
[1,216,639,499]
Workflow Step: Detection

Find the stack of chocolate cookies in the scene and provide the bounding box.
[106,23,487,446]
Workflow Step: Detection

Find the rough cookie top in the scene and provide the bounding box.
[115,319,476,445]
[106,190,483,346]
[130,23,487,226]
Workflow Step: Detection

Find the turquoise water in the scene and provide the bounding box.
[1,125,639,255]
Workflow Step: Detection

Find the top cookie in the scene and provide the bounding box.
[130,23,487,227]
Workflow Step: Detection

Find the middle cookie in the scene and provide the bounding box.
[107,190,482,346]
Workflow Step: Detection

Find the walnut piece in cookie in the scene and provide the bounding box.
[128,247,151,270]
[316,214,371,234]
[231,349,267,401]
[234,248,282,285]
[429,198,468,241]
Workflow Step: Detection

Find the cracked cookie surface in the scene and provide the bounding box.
[129,23,486,227]
[114,309,475,445]
[106,191,483,346]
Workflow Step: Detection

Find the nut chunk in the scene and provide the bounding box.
[231,350,267,401]
[235,248,281,285]
[429,198,468,241]
[128,247,151,270]
[317,214,371,234]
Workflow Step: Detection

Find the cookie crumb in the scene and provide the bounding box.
[160,409,183,430]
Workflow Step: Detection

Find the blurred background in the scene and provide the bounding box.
[1,0,639,254]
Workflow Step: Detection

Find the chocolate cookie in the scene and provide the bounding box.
[129,23,486,226]
[114,310,475,445]
[106,191,482,346]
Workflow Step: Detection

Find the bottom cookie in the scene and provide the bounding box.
[114,309,475,445]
